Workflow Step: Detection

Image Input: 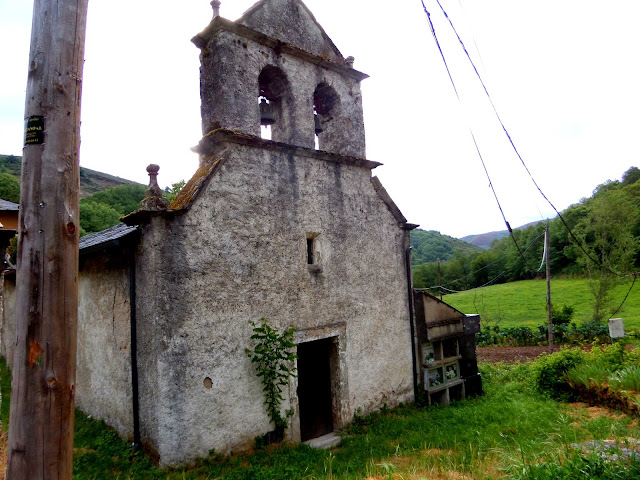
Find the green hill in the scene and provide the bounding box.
[443,277,640,331]
[0,154,147,235]
[0,154,144,198]
[410,229,481,265]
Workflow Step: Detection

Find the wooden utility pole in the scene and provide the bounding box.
[546,223,554,353]
[7,1,88,478]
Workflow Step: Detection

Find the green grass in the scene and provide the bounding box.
[443,277,640,330]
[3,355,640,478]
[0,356,10,429]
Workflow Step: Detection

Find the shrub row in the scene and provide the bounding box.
[476,321,621,347]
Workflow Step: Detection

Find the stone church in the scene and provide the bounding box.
[2,0,419,466]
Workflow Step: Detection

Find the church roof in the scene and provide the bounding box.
[237,0,344,63]
[192,0,367,81]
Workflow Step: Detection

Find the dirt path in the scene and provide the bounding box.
[477,345,557,364]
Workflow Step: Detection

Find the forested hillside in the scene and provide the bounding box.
[0,154,144,198]
[461,221,542,250]
[410,229,481,265]
[0,154,146,235]
[414,166,640,318]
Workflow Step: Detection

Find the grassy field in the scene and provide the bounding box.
[442,277,640,330]
[2,354,640,479]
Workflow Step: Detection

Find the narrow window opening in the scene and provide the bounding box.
[307,238,315,264]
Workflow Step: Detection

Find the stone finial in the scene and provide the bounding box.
[140,164,169,211]
[345,56,355,68]
[211,0,221,18]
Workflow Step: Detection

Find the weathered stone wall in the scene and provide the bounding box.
[0,274,16,366]
[76,253,133,438]
[136,140,414,465]
[0,253,134,438]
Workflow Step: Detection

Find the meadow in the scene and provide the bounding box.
[442,277,640,331]
[3,349,640,479]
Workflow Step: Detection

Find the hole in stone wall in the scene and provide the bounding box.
[203,377,213,389]
[313,83,340,150]
[258,66,290,141]
[307,237,315,264]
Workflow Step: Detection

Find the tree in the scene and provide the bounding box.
[0,173,20,203]
[83,183,146,214]
[79,202,121,236]
[577,188,640,322]
[166,179,186,204]
[622,166,640,186]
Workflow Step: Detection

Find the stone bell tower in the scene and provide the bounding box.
[192,0,369,158]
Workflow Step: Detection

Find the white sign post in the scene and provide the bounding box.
[608,318,625,340]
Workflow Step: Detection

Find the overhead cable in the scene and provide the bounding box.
[432,0,628,279]
[425,229,545,293]
[420,0,534,272]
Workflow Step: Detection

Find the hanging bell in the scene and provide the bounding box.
[314,113,323,135]
[260,99,275,126]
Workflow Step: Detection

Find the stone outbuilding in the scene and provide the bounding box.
[413,291,483,405]
[1,0,420,466]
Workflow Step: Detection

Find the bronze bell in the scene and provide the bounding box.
[260,99,275,126]
[314,113,323,135]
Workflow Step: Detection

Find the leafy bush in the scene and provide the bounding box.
[530,348,585,400]
[0,172,20,203]
[551,304,575,325]
[573,321,611,344]
[79,201,121,236]
[512,451,640,480]
[245,318,297,431]
[565,362,612,388]
[612,366,640,391]
[477,320,614,347]
[590,342,627,371]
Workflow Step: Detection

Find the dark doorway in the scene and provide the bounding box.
[297,338,334,441]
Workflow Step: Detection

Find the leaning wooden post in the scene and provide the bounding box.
[7,0,88,478]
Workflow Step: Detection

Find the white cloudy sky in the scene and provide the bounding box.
[1,0,639,238]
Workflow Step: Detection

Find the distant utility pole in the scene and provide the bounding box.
[546,223,554,353]
[7,1,88,478]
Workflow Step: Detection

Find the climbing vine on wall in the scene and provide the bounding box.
[246,318,297,431]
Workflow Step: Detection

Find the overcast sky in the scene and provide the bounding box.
[1,0,639,238]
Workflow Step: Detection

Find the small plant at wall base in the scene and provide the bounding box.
[246,318,297,438]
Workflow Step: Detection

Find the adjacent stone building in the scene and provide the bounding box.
[1,0,419,466]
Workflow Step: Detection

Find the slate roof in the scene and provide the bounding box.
[0,199,19,211]
[79,223,138,253]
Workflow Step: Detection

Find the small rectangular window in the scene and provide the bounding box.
[307,238,314,264]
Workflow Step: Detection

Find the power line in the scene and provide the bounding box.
[422,229,546,293]
[427,0,638,317]
[432,0,630,279]
[420,0,534,272]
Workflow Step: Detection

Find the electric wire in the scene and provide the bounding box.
[422,229,546,294]
[420,0,535,272]
[432,0,630,280]
[609,273,638,320]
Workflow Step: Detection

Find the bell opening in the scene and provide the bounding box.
[260,97,276,127]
